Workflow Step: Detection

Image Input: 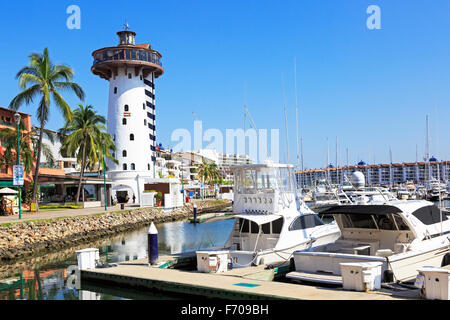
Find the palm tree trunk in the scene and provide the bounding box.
[75,139,87,203]
[31,120,45,202]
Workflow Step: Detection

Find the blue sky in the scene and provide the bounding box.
[1,0,450,169]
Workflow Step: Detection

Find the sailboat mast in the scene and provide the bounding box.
[327,138,330,183]
[282,73,290,164]
[336,136,339,185]
[244,83,247,156]
[426,115,430,186]
[389,147,393,187]
[294,58,300,171]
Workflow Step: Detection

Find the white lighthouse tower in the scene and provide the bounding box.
[91,26,164,203]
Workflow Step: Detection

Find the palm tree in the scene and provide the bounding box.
[83,131,117,176]
[60,104,116,202]
[196,159,221,198]
[9,48,85,202]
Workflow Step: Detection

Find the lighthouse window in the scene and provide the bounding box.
[123,163,127,170]
[124,105,129,111]
[140,75,143,81]
[148,164,151,170]
[114,87,117,94]
[143,103,145,110]
[122,150,127,157]
[144,119,147,126]
[122,118,127,125]
[131,163,135,170]
[130,134,134,141]
[128,73,132,79]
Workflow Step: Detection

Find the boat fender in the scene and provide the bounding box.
[441,253,450,267]
[383,270,394,283]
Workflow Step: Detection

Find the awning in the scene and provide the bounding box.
[234,214,282,225]
[320,205,402,216]
[0,187,19,194]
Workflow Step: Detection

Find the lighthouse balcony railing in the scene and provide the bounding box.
[93,49,162,67]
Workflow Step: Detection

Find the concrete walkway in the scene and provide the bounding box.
[0,204,143,225]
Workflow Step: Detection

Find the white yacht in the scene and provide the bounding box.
[287,199,450,285]
[197,162,341,268]
[426,178,447,202]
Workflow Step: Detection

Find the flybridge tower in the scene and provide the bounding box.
[91,25,164,202]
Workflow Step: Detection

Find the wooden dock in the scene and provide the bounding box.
[80,257,421,300]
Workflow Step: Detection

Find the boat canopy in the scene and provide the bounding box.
[234,214,282,225]
[320,205,402,216]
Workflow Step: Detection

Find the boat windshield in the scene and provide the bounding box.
[234,166,295,194]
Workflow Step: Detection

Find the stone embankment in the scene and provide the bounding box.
[0,200,231,262]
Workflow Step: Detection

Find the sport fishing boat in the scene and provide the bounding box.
[287,199,450,285]
[197,161,341,269]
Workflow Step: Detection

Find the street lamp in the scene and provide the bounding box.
[13,113,22,220]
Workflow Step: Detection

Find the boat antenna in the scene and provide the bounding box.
[282,73,290,164]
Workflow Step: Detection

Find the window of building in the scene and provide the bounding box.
[122,150,127,157]
[147,164,151,170]
[128,73,132,79]
[143,103,145,110]
[122,118,127,125]
[114,87,117,94]
[140,75,143,80]
[124,105,129,111]
[130,134,134,141]
[123,163,127,170]
[144,119,147,126]
[131,163,135,170]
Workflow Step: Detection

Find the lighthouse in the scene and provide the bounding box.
[91,26,164,203]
